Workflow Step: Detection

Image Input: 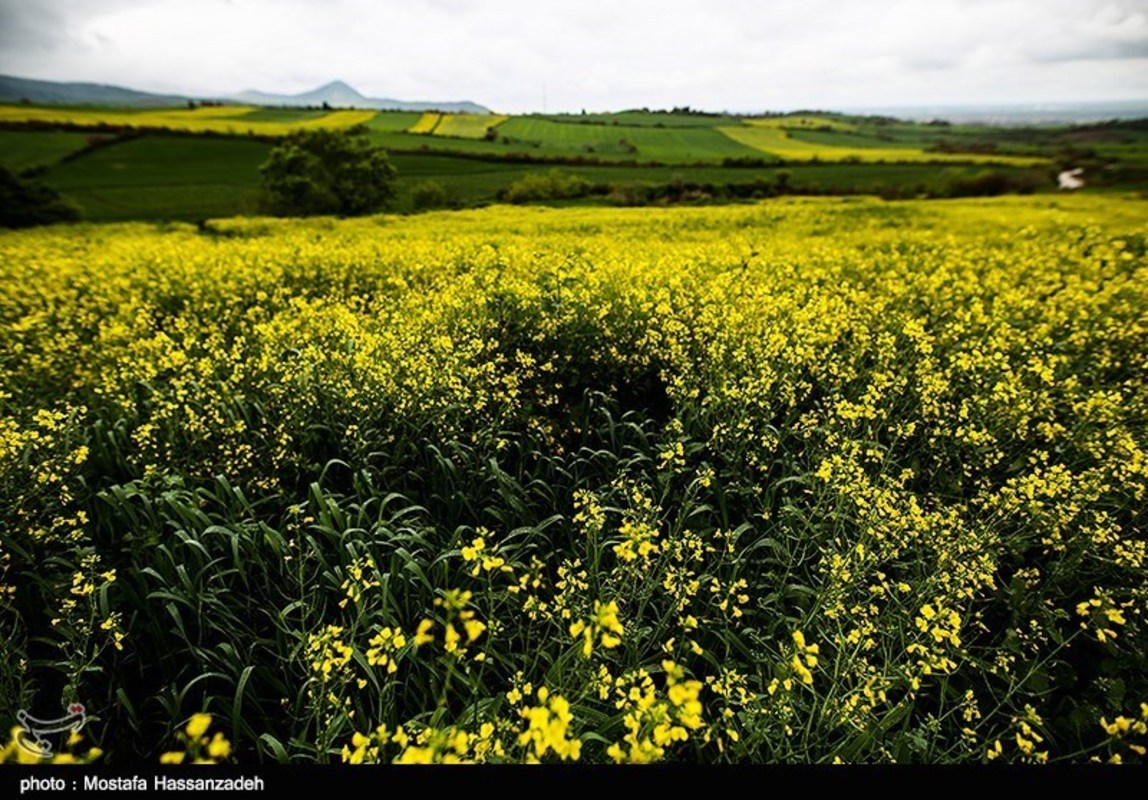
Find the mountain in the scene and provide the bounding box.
[231,80,490,113]
[0,74,192,107]
[0,74,490,114]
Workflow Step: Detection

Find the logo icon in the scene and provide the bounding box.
[15,704,86,758]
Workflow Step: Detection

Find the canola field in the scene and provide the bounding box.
[720,119,1046,166]
[1,195,1146,764]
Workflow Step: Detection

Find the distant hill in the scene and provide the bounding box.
[0,74,192,107]
[232,80,490,113]
[0,74,490,114]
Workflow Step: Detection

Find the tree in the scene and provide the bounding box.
[0,167,80,228]
[259,129,397,217]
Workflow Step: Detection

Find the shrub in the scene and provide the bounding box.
[503,170,592,203]
[410,180,451,211]
[0,167,80,228]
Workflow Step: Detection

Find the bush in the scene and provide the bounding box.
[606,182,653,206]
[0,167,80,228]
[941,169,1043,198]
[410,180,451,211]
[503,170,593,203]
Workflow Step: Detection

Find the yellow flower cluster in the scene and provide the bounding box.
[516,688,582,762]
[160,713,232,764]
[3,194,1146,764]
[605,662,705,763]
[569,600,625,658]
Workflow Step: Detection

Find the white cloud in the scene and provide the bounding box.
[0,0,1145,110]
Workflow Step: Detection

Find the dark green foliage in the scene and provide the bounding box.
[0,166,80,228]
[259,129,397,217]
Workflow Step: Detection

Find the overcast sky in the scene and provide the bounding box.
[1,0,1146,112]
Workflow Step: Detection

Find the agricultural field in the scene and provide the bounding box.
[0,103,376,136]
[0,130,94,171]
[9,102,1148,222]
[720,119,1047,166]
[363,111,426,134]
[15,130,1042,220]
[1,195,1146,764]
[496,117,763,163]
[4,102,1082,169]
[9,128,1040,221]
[433,113,509,139]
[40,135,272,221]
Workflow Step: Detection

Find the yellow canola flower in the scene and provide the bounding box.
[185,713,212,740]
[569,600,625,657]
[414,619,434,647]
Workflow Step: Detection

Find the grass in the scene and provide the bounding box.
[0,130,95,171]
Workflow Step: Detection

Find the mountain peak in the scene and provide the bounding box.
[315,80,363,97]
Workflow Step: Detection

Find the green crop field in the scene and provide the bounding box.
[784,129,902,150]
[364,111,425,133]
[0,130,94,171]
[538,111,741,127]
[497,117,763,162]
[15,131,1004,221]
[42,135,271,220]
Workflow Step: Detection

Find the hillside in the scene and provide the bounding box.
[0,74,191,107]
[0,73,489,113]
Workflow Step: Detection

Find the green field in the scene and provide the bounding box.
[537,111,742,127]
[0,130,94,171]
[13,130,1028,220]
[364,111,425,133]
[42,135,271,220]
[497,117,763,162]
